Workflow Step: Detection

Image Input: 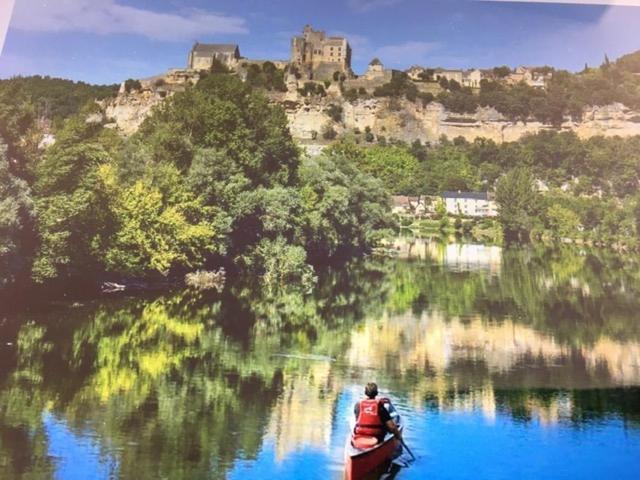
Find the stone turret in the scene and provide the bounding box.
[364,58,385,80]
[290,25,352,81]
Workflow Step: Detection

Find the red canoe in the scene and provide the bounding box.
[344,401,403,480]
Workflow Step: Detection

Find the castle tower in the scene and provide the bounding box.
[290,25,352,81]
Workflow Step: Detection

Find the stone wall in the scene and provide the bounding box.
[344,72,392,93]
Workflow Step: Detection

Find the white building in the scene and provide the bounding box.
[442,191,498,217]
[434,69,463,84]
[462,69,483,88]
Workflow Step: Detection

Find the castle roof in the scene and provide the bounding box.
[191,43,239,55]
[369,58,383,66]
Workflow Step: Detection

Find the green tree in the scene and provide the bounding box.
[139,74,299,184]
[298,155,393,259]
[325,104,343,123]
[546,203,581,239]
[327,142,422,195]
[0,142,35,286]
[31,116,120,281]
[495,167,540,241]
[493,66,511,78]
[100,164,217,276]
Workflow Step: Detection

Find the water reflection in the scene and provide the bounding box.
[1,240,640,479]
[393,237,502,274]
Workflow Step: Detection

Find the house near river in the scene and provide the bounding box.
[392,192,498,218]
[442,191,498,217]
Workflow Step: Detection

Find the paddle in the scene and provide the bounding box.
[399,437,416,461]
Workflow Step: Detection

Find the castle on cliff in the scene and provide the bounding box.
[290,25,352,81]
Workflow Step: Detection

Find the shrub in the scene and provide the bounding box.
[326,104,343,123]
[124,79,142,93]
[344,88,358,102]
[322,124,337,140]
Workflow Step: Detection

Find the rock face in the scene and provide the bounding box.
[285,98,640,144]
[102,72,640,144]
[103,89,166,135]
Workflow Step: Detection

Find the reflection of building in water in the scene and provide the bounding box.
[266,362,338,461]
[391,239,502,274]
[392,237,430,260]
[346,311,640,422]
[436,243,502,274]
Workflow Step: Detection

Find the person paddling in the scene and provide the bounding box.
[353,382,402,442]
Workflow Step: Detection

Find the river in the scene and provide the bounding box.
[1,238,639,479]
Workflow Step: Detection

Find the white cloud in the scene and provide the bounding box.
[479,1,640,5]
[374,41,441,67]
[347,0,404,12]
[0,0,15,54]
[10,0,248,42]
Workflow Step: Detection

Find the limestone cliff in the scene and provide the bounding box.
[285,97,640,144]
[101,73,640,145]
[101,69,200,135]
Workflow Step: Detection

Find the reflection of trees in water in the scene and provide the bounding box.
[2,244,640,477]
[347,243,640,425]
[0,260,390,478]
[0,322,56,479]
[383,244,640,346]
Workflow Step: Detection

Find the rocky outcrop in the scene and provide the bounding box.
[101,71,640,144]
[102,69,200,135]
[281,95,640,145]
[103,89,166,135]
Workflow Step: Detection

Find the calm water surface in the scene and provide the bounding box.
[1,239,640,479]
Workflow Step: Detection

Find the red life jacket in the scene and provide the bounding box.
[354,398,385,437]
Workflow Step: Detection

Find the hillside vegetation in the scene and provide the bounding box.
[365,51,640,125]
[0,72,393,290]
[331,131,640,245]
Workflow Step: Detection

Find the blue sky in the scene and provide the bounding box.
[1,0,640,85]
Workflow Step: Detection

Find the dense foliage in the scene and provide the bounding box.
[243,61,286,92]
[0,76,117,128]
[495,168,540,241]
[331,130,640,245]
[0,73,393,289]
[0,143,34,286]
[373,72,434,105]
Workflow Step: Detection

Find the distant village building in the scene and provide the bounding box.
[462,69,483,88]
[391,195,436,217]
[291,25,352,81]
[434,69,463,85]
[343,58,394,94]
[407,65,427,81]
[506,66,551,89]
[442,191,498,217]
[188,43,240,71]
